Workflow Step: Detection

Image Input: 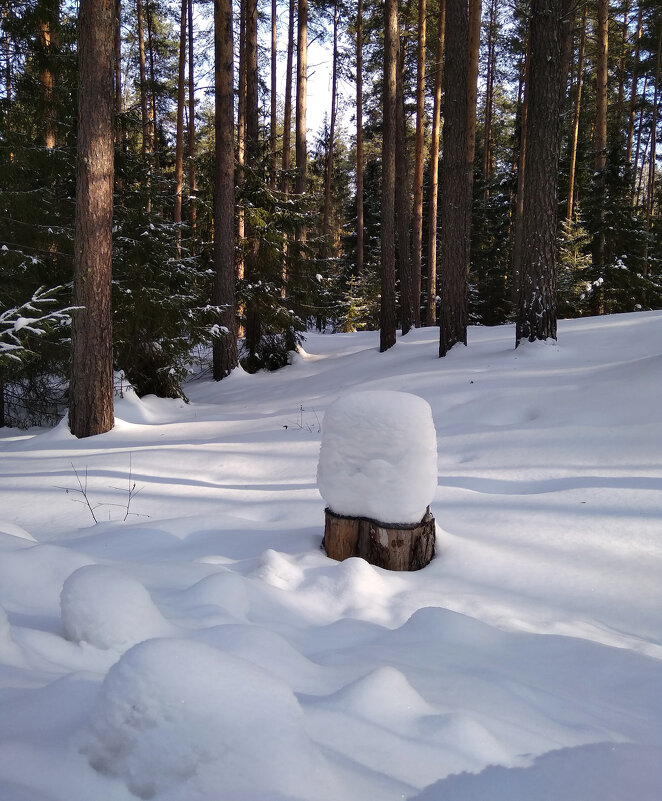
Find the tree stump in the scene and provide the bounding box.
[323,507,436,571]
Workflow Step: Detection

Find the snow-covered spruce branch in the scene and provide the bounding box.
[0,286,78,366]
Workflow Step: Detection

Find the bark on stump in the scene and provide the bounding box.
[323,507,436,571]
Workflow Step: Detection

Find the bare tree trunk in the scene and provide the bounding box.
[567,4,586,221]
[146,1,158,164]
[356,0,364,276]
[236,0,246,336]
[2,1,10,102]
[295,0,308,202]
[114,0,122,143]
[409,0,426,330]
[137,0,149,155]
[280,0,295,295]
[69,0,115,437]
[426,0,445,324]
[644,22,661,274]
[270,0,277,187]
[381,0,398,353]
[512,33,529,299]
[322,0,339,258]
[173,0,187,255]
[282,0,294,185]
[515,0,565,346]
[187,0,197,243]
[37,0,58,149]
[482,0,496,199]
[616,0,630,130]
[244,0,261,357]
[593,0,608,275]
[396,33,412,334]
[212,0,238,380]
[466,0,481,182]
[439,0,470,356]
[627,2,642,169]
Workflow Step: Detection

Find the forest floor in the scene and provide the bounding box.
[1,311,661,800]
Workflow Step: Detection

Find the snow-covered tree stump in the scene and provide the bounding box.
[317,391,438,572]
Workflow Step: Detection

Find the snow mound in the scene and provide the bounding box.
[317,391,437,524]
[60,565,173,650]
[82,637,329,800]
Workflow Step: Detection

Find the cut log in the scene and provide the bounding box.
[323,507,436,571]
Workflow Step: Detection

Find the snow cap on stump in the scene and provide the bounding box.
[317,390,437,525]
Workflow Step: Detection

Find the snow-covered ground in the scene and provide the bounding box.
[0,312,661,801]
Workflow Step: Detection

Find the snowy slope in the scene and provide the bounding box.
[0,311,660,801]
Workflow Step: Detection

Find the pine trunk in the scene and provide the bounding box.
[410,0,426,330]
[566,5,585,221]
[396,35,412,335]
[295,0,308,200]
[212,0,238,380]
[356,0,364,276]
[592,0,608,276]
[426,0,445,325]
[322,0,339,258]
[381,0,398,353]
[244,0,260,359]
[270,0,277,187]
[515,0,564,346]
[187,0,197,242]
[173,0,187,253]
[69,0,115,438]
[439,0,470,357]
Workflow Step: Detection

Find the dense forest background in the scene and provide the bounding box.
[1,0,660,428]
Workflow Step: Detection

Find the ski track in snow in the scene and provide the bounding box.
[0,311,661,800]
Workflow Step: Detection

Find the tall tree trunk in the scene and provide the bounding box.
[426,0,445,324]
[2,1,10,102]
[322,0,339,258]
[356,0,364,276]
[114,0,122,143]
[137,0,149,156]
[627,2,642,169]
[381,0,398,353]
[593,0,608,276]
[567,4,586,221]
[282,0,294,190]
[396,33,412,334]
[616,0,630,132]
[280,0,295,296]
[466,0,481,181]
[270,0,277,187]
[515,0,565,346]
[212,0,238,379]
[482,0,496,199]
[295,0,308,203]
[187,0,197,243]
[409,0,426,330]
[439,0,470,356]
[236,0,246,338]
[644,22,661,274]
[37,0,58,149]
[69,0,115,437]
[244,0,260,357]
[146,1,158,163]
[173,0,187,254]
[512,33,529,301]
